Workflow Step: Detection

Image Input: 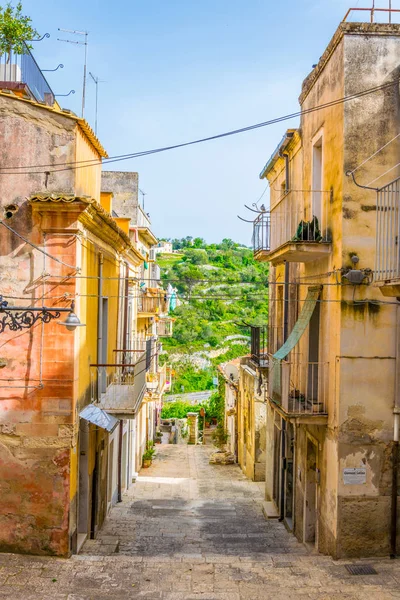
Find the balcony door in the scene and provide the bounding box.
[307,302,320,405]
[99,298,109,394]
[312,134,323,226]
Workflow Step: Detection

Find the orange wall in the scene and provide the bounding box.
[75,127,102,201]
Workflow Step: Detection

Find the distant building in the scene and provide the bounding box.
[0,46,170,558]
[153,241,173,257]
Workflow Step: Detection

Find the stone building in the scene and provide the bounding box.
[101,171,170,479]
[0,49,165,556]
[253,13,400,557]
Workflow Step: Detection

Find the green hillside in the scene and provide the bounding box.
[158,238,268,394]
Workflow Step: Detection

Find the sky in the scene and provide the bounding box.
[21,0,380,244]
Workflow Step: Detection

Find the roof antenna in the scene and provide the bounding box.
[58,28,89,118]
[139,188,147,211]
[89,71,105,135]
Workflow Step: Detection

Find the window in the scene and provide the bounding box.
[312,135,323,223]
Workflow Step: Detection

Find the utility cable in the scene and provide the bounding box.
[0,293,395,304]
[365,160,400,187]
[0,79,398,175]
[348,132,400,175]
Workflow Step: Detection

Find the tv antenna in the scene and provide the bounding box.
[139,188,147,211]
[89,71,104,135]
[58,28,88,118]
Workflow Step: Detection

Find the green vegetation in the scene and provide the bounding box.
[160,389,222,421]
[0,2,39,55]
[158,238,268,397]
[168,361,214,395]
[142,441,156,462]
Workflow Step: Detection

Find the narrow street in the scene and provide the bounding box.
[1,445,400,599]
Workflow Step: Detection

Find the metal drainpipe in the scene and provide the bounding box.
[283,263,290,342]
[117,262,130,503]
[391,301,400,558]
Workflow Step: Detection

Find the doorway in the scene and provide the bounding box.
[272,415,281,509]
[308,302,320,404]
[304,437,318,544]
[284,422,294,529]
[99,297,109,394]
[77,419,89,551]
[312,134,323,225]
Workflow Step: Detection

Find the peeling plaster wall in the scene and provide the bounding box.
[238,364,266,482]
[0,96,104,556]
[264,23,400,558]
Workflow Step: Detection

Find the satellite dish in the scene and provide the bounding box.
[224,363,239,383]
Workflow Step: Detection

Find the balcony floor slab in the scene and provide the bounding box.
[374,279,400,297]
[255,241,331,265]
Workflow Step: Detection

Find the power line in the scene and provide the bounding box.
[0,220,79,270]
[0,79,398,175]
[0,293,394,305]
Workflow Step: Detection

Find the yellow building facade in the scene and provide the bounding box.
[254,19,400,557]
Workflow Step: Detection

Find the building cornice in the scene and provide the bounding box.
[260,129,301,181]
[30,194,143,261]
[299,21,400,105]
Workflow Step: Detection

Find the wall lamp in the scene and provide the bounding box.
[0,297,85,333]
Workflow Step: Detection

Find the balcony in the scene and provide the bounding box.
[90,352,147,418]
[157,318,173,337]
[269,358,328,421]
[249,325,268,368]
[146,363,167,395]
[374,176,400,296]
[137,292,166,317]
[0,44,55,106]
[253,191,331,265]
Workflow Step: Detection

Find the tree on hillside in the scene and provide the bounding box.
[0,2,38,56]
[193,237,205,248]
[220,238,236,250]
[184,248,208,265]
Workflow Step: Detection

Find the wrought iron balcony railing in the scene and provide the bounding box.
[90,352,147,416]
[138,291,167,314]
[146,363,167,394]
[157,318,173,337]
[253,211,271,254]
[269,358,328,415]
[253,191,331,260]
[250,325,268,368]
[375,176,400,283]
[0,43,55,106]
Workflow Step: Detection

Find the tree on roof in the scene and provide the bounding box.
[0,2,39,57]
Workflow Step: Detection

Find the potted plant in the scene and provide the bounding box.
[211,424,229,452]
[142,441,156,468]
[155,431,162,444]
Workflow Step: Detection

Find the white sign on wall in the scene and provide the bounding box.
[343,467,367,485]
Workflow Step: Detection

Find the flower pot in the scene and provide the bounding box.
[143,459,152,468]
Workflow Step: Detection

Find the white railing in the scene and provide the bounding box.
[158,363,167,393]
[269,190,330,253]
[157,318,173,337]
[90,352,147,414]
[136,205,152,229]
[269,358,329,415]
[375,176,400,282]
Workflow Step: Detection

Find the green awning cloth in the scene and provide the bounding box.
[273,286,322,360]
[270,286,321,404]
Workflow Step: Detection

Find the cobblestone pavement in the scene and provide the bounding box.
[2,445,400,599]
